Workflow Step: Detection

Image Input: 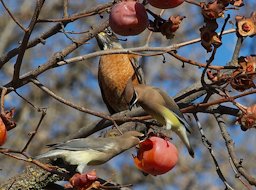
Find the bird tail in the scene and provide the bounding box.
[156,104,195,158]
[172,122,195,158]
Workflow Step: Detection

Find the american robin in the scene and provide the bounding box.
[36,131,144,173]
[96,29,145,114]
[124,79,194,158]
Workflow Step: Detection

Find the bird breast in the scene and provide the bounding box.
[99,54,139,111]
[62,150,110,166]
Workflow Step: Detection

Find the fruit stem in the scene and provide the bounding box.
[0,87,7,114]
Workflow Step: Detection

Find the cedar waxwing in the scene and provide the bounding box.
[96,28,145,114]
[36,131,144,173]
[124,81,194,158]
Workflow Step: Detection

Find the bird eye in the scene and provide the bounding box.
[106,29,113,36]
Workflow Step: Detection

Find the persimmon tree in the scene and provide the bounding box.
[0,0,255,189]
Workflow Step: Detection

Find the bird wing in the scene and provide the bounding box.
[155,104,194,157]
[129,55,145,84]
[155,88,191,132]
[50,137,116,152]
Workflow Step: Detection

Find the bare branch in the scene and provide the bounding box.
[12,0,45,82]
[193,113,234,190]
[0,0,26,31]
[214,113,256,186]
[21,109,47,152]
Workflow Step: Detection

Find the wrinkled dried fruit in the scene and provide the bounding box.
[207,70,218,82]
[236,12,256,37]
[148,0,184,9]
[201,1,225,20]
[238,104,256,131]
[239,56,256,73]
[147,11,185,39]
[200,25,222,52]
[134,136,178,176]
[109,0,148,36]
[0,108,16,131]
[0,117,7,146]
[207,70,228,84]
[159,15,185,39]
[65,170,98,189]
[231,56,256,91]
[230,0,244,7]
[230,71,255,92]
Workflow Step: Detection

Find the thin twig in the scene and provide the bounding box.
[1,28,235,96]
[56,29,236,67]
[0,150,66,176]
[60,23,78,44]
[30,78,150,125]
[0,87,7,114]
[229,158,253,190]
[214,113,256,186]
[3,19,109,93]
[145,9,165,46]
[7,179,15,190]
[184,0,201,6]
[30,78,112,120]
[12,0,45,83]
[182,89,256,113]
[0,1,113,69]
[219,14,231,40]
[201,47,218,89]
[37,8,109,23]
[14,90,44,112]
[201,14,230,89]
[63,0,69,18]
[169,51,237,70]
[21,109,47,152]
[193,113,234,190]
[0,0,26,31]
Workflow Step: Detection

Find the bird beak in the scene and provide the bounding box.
[95,32,107,50]
[129,91,138,111]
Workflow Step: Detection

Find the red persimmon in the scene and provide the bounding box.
[134,136,178,176]
[109,0,148,36]
[148,0,184,9]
